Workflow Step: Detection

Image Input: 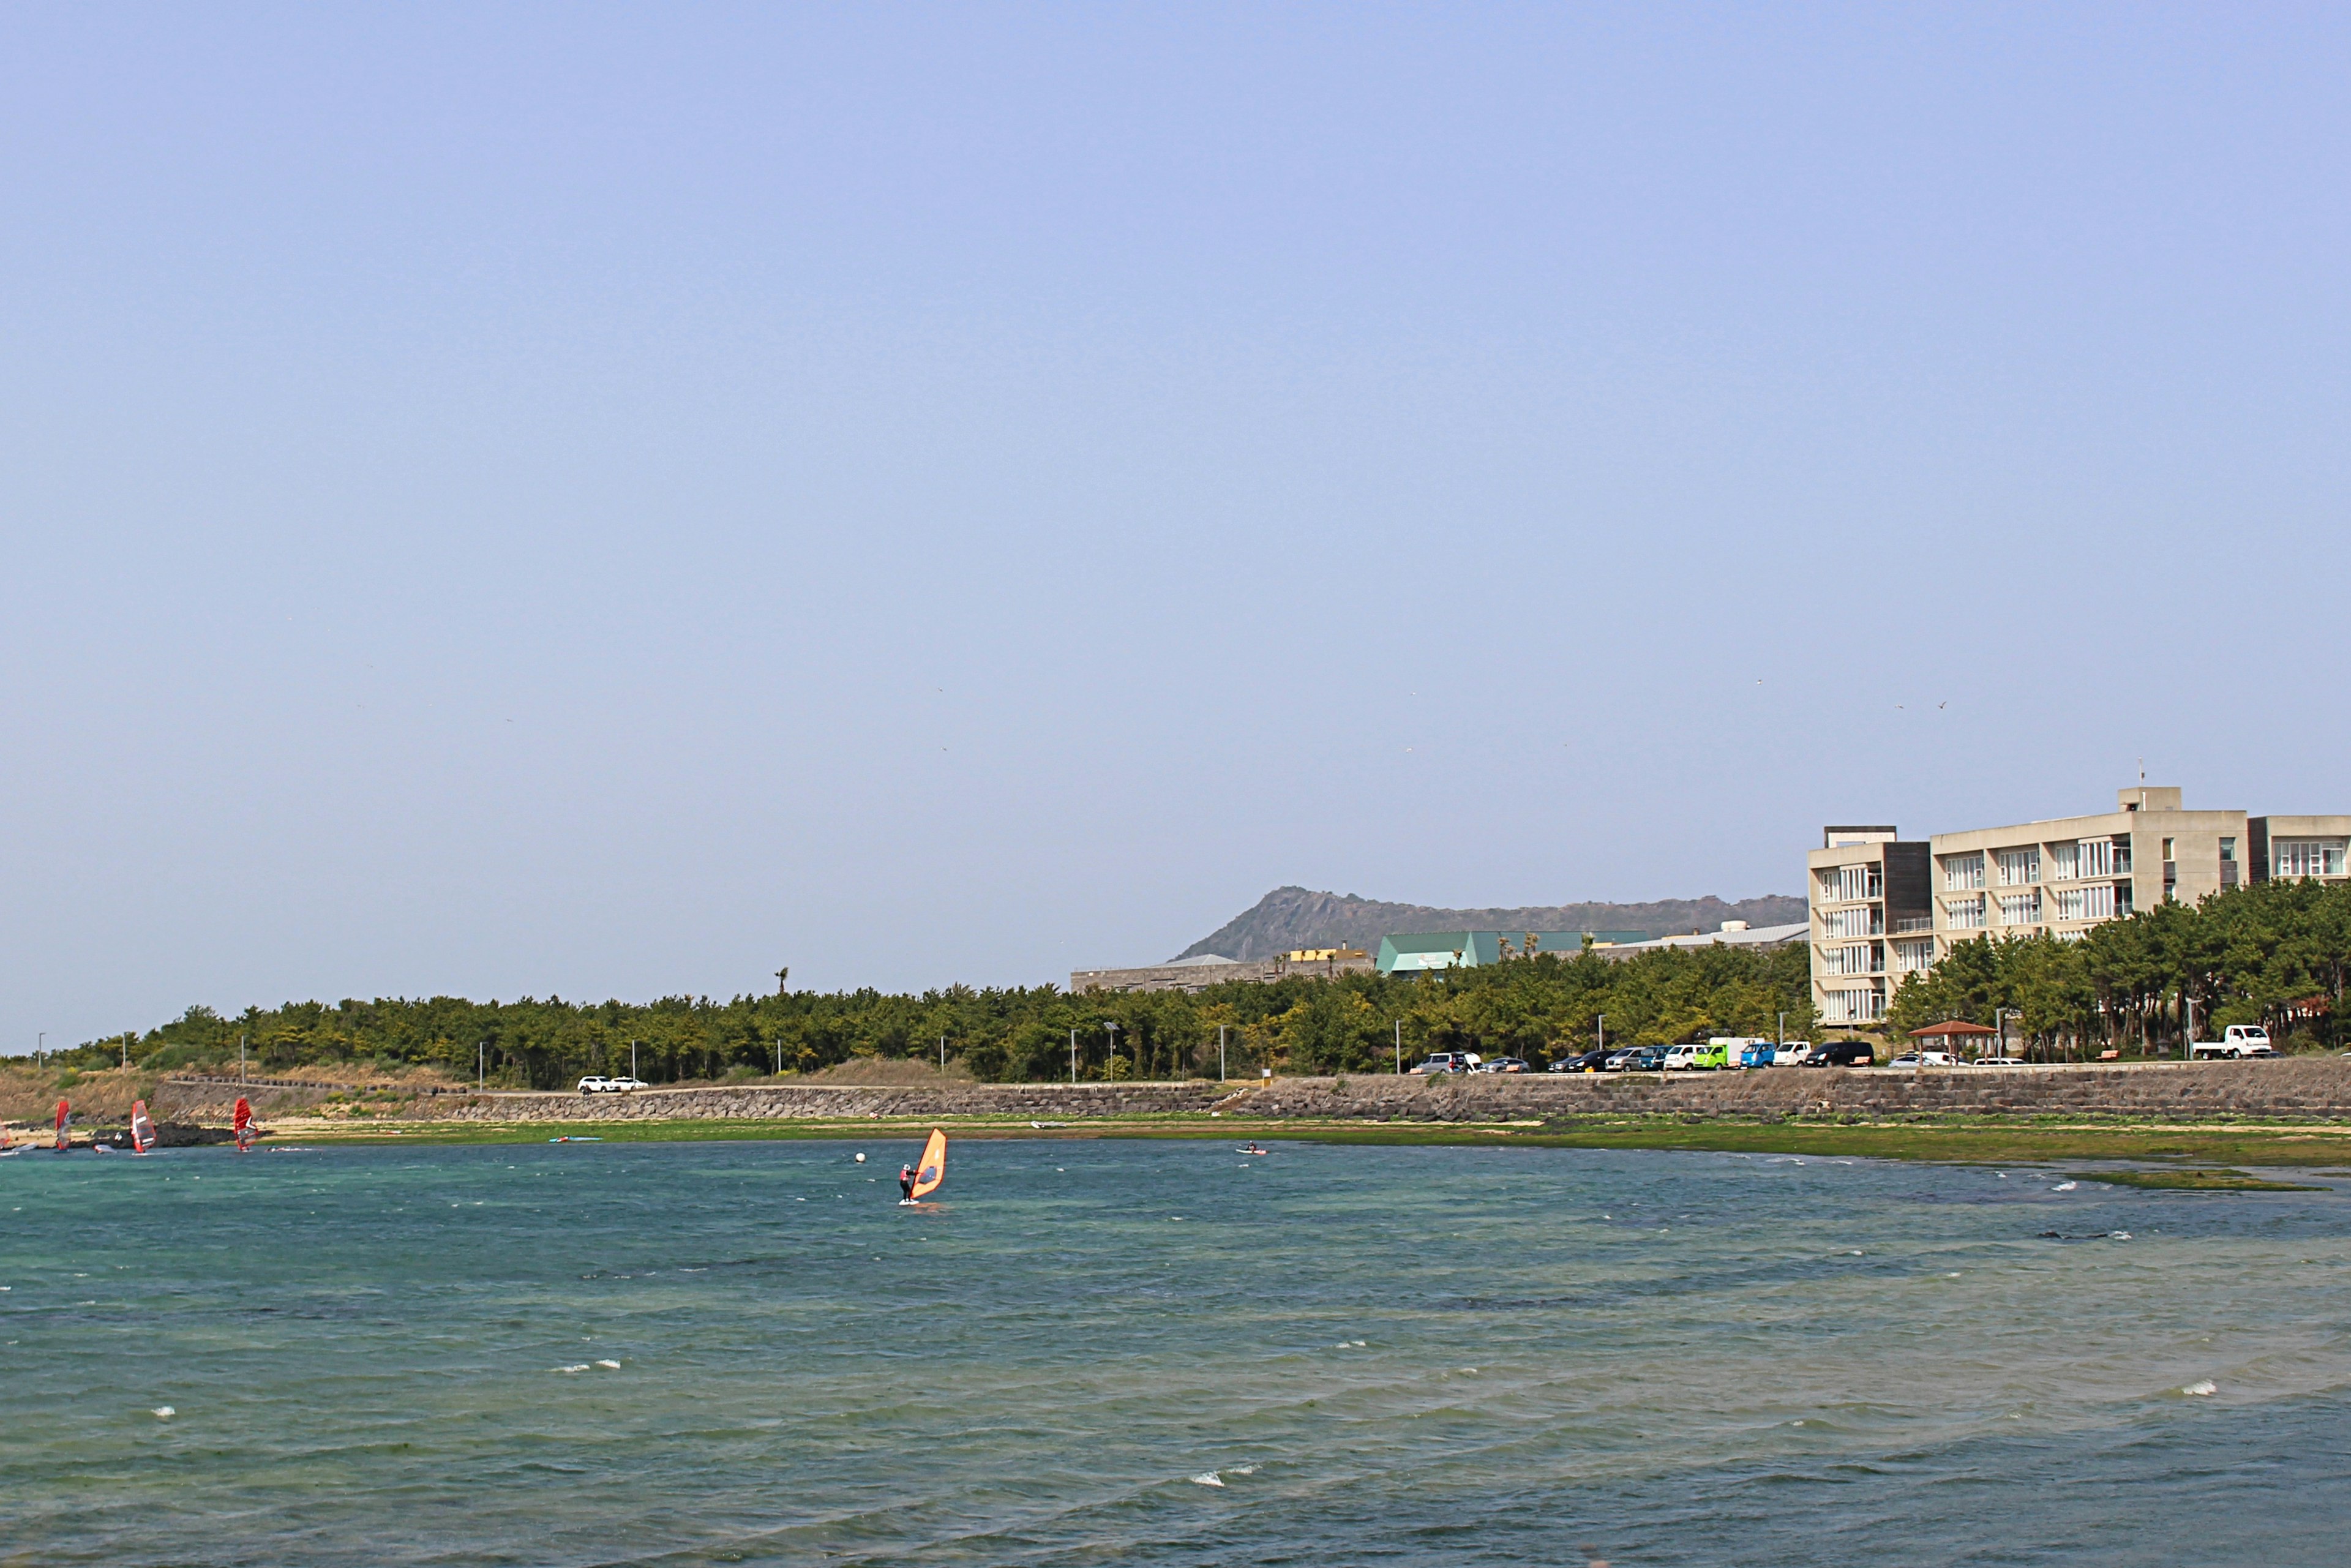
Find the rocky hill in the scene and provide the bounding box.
[1173,886,1806,962]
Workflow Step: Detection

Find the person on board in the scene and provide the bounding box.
[898,1163,916,1201]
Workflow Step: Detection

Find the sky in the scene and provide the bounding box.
[4,4,2348,1048]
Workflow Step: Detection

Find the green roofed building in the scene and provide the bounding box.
[1376,929,1656,973]
[1376,932,1502,973]
[1540,930,1651,951]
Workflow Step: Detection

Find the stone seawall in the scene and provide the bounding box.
[154,1060,2351,1127]
[1228,1060,2351,1122]
[432,1081,1231,1123]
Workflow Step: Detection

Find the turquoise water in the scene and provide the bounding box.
[4,1137,2350,1564]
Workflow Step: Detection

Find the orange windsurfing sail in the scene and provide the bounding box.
[130,1101,156,1154]
[910,1128,947,1199]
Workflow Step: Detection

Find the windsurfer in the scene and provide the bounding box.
[898,1163,915,1201]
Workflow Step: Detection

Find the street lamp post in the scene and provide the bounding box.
[1393,1019,1402,1074]
[1104,1022,1119,1082]
[478,1041,486,1092]
[1997,1008,2020,1063]
[1219,1024,1227,1082]
[939,1035,947,1075]
[1068,1027,1078,1085]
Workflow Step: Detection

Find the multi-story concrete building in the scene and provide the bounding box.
[1810,789,2351,1023]
[1925,788,2240,954]
[1805,827,1930,1025]
[2251,816,2351,883]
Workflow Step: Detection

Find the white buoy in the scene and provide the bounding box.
[855,1152,866,1163]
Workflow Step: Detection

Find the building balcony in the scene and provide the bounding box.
[1890,915,1933,934]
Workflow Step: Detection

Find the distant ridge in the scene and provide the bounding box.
[1173,886,1807,963]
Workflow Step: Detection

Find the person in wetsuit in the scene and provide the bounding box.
[898,1163,915,1200]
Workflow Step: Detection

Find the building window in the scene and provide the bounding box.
[2276,839,2349,879]
[1821,864,1883,904]
[1997,847,2040,886]
[1892,939,1935,972]
[1997,891,2041,926]
[1821,906,1883,939]
[1821,943,1880,976]
[2220,837,2237,862]
[2052,884,2115,922]
[2116,880,2134,916]
[2161,837,2175,861]
[2049,841,2078,880]
[1946,895,1985,929]
[1820,988,1886,1024]
[1942,853,1985,891]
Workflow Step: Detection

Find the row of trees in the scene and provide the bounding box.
[1886,878,2351,1056]
[53,942,1816,1089]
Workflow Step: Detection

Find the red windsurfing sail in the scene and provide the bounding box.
[130,1100,156,1154]
[54,1098,70,1152]
[233,1097,253,1152]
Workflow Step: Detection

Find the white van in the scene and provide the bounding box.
[1660,1043,1705,1071]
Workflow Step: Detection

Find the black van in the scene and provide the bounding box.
[1803,1039,1877,1068]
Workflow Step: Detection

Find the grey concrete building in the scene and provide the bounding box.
[2251,816,2351,883]
[1810,788,2351,1024]
[1805,827,1931,1026]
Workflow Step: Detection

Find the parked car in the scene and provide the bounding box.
[1409,1052,1480,1075]
[606,1076,649,1091]
[1477,1057,1532,1074]
[1552,1047,1613,1073]
[1888,1050,1961,1068]
[2190,1025,2279,1060]
[1802,1040,1877,1068]
[1704,1036,1773,1070]
[1737,1042,1780,1069]
[577,1075,615,1095]
[1659,1043,1709,1071]
[1612,1045,1668,1073]
[1772,1042,1816,1066]
[1971,1055,2027,1067]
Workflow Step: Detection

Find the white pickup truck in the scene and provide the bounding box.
[2189,1026,2278,1060]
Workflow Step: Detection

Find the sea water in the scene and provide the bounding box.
[3,1138,2349,1565]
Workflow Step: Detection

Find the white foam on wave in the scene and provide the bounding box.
[152,1406,175,1419]
[2052,1182,2077,1191]
[2181,1380,2218,1397]
[1191,1471,1224,1487]
[596,1359,621,1369]
[1232,1464,1256,1474]
[2109,1231,2133,1240]
[555,1364,591,1374]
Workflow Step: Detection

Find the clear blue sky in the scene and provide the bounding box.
[5,4,2347,1047]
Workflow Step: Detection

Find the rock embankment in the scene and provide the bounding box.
[434,1081,1229,1123]
[1231,1060,2351,1122]
[146,1060,2351,1127]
